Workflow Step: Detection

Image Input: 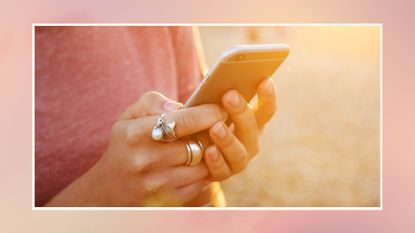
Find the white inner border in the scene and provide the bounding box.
[32,23,383,211]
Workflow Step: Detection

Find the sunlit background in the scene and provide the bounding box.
[199,26,380,207]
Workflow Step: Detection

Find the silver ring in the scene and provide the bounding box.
[184,141,192,165]
[151,113,178,142]
[184,139,204,166]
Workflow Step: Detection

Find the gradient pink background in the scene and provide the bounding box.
[1,0,414,232]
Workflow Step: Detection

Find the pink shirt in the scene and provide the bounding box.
[35,26,202,206]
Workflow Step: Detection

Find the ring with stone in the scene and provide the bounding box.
[151,113,178,142]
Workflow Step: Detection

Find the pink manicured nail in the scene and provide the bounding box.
[212,122,226,139]
[163,100,181,112]
[226,91,240,107]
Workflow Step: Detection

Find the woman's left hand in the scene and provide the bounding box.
[203,78,277,181]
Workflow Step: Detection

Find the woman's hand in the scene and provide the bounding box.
[203,78,277,181]
[46,92,227,207]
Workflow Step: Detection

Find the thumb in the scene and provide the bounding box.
[120,91,183,120]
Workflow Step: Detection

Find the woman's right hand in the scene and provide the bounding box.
[45,92,227,207]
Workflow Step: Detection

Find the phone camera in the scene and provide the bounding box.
[236,55,245,61]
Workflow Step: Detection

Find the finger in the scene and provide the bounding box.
[152,140,191,166]
[222,90,259,156]
[149,137,212,168]
[253,78,277,129]
[159,126,226,166]
[127,104,227,143]
[142,164,207,193]
[172,180,206,205]
[143,180,205,207]
[120,91,183,120]
[209,121,248,173]
[164,105,228,138]
[168,163,208,187]
[204,145,231,181]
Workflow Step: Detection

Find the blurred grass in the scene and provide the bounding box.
[199,26,380,207]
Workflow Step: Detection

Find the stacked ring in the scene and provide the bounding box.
[151,113,204,166]
[184,139,204,166]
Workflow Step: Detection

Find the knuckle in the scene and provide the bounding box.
[125,123,146,147]
[209,157,225,171]
[233,99,248,114]
[205,104,226,121]
[140,91,164,115]
[179,113,197,132]
[219,133,234,149]
[212,105,226,120]
[141,91,160,101]
[129,154,153,173]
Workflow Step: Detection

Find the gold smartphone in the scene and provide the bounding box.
[184,44,290,108]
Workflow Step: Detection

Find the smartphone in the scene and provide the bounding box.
[184,44,290,108]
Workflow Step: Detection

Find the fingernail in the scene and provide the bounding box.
[226,91,240,108]
[212,122,226,139]
[263,78,274,94]
[163,100,182,112]
[207,146,218,161]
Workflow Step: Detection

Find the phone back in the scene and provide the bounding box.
[185,44,289,107]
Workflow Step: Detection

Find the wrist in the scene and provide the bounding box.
[45,159,106,207]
